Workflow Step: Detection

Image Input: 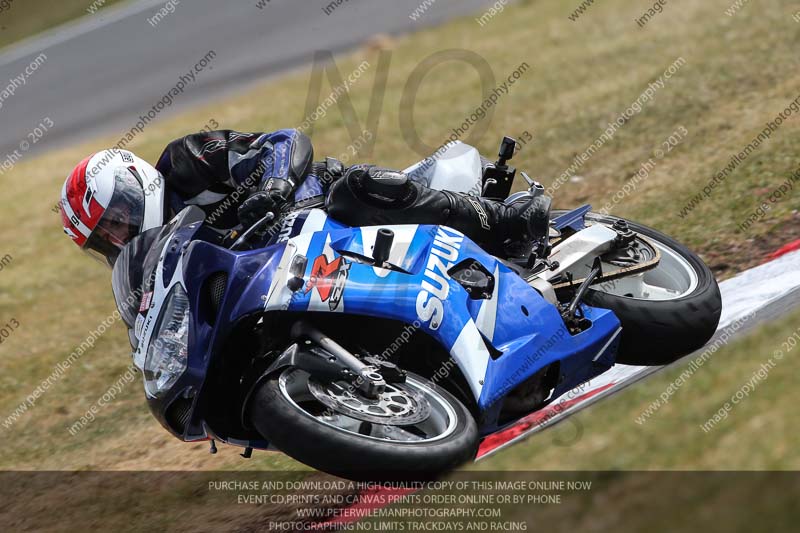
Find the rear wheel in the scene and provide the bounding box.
[249,369,479,480]
[578,213,722,365]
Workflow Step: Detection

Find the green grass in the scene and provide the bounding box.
[0,0,126,50]
[0,0,798,475]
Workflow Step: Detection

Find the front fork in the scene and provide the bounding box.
[288,321,387,398]
[240,320,411,429]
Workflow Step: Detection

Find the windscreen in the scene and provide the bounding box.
[111,207,206,336]
[112,226,171,331]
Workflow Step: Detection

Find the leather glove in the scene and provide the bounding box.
[237,189,284,228]
[312,157,346,186]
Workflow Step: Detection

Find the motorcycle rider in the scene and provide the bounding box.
[59,128,550,266]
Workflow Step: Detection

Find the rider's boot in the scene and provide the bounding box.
[326,166,551,251]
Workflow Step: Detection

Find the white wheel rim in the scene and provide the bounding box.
[278,369,459,444]
[593,232,699,301]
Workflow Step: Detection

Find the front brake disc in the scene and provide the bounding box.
[308,379,432,426]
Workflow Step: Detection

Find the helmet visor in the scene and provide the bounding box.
[84,167,145,267]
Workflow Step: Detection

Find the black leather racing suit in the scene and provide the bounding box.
[155,128,544,248]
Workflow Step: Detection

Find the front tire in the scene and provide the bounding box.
[249,369,479,480]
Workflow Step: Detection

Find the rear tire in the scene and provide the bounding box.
[580,213,722,365]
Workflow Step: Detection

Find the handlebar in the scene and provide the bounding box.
[229,212,277,251]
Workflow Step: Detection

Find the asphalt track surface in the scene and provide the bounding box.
[0,0,491,158]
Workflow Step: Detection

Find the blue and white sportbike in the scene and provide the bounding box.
[113,138,721,479]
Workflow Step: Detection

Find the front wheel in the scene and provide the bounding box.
[249,369,479,480]
[579,212,722,365]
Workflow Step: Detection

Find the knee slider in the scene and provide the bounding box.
[348,166,417,208]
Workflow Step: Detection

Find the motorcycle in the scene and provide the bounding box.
[112,137,721,479]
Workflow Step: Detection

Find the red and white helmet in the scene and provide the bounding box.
[60,149,165,266]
